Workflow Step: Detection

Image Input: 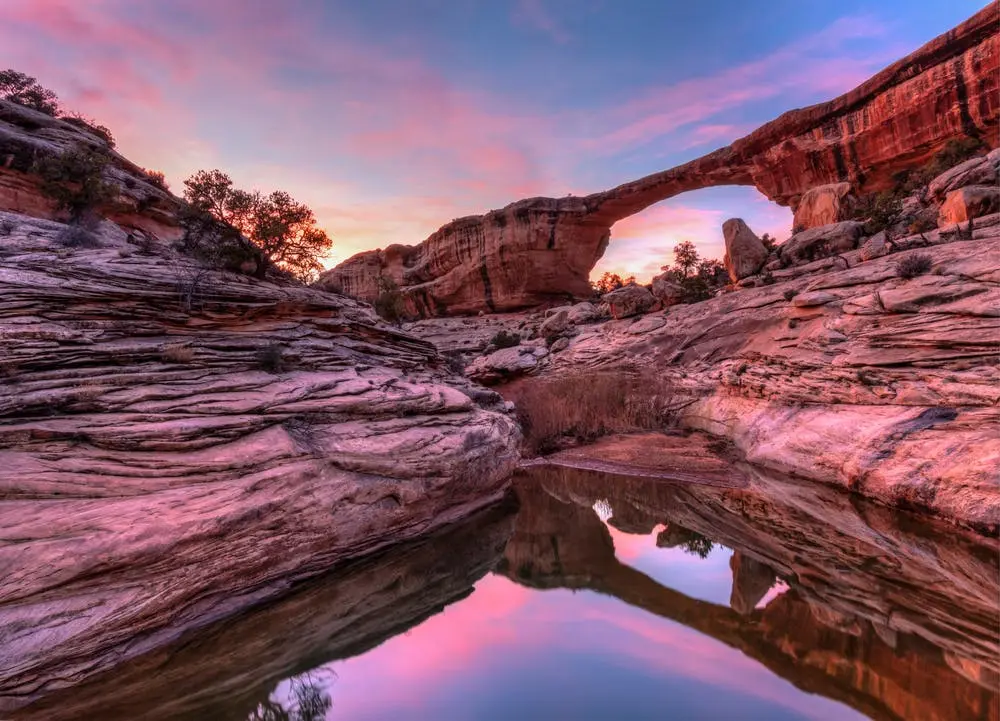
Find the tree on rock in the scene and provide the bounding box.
[183,169,332,281]
[0,69,59,115]
[672,240,700,278]
[33,148,113,224]
[592,271,636,294]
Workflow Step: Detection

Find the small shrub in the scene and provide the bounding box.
[56,225,101,248]
[760,233,776,251]
[782,288,797,301]
[61,113,115,148]
[0,69,59,115]
[490,330,521,349]
[510,367,681,454]
[143,169,169,190]
[373,276,405,322]
[851,192,903,234]
[929,136,987,175]
[0,218,15,236]
[792,223,806,234]
[256,343,286,373]
[908,217,937,235]
[161,344,194,363]
[896,253,933,279]
[32,147,113,223]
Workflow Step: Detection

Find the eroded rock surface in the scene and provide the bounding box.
[0,212,520,704]
[0,100,182,239]
[723,218,768,281]
[319,6,998,316]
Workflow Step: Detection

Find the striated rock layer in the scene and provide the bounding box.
[0,212,520,707]
[319,6,999,316]
[0,100,182,239]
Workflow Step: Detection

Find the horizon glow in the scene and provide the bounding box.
[1,0,988,281]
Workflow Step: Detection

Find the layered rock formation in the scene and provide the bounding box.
[0,212,520,706]
[1,500,518,719]
[505,461,1000,721]
[543,223,1000,531]
[0,100,182,239]
[320,6,998,316]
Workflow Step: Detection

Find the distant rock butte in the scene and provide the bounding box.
[319,6,998,317]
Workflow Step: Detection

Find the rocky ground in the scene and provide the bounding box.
[407,152,1000,532]
[0,211,520,706]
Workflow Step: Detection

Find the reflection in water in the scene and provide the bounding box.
[4,464,999,721]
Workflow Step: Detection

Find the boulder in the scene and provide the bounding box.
[938,185,1000,226]
[566,302,598,324]
[466,345,547,383]
[603,284,658,319]
[729,552,776,615]
[723,218,769,281]
[778,221,865,266]
[650,272,685,306]
[859,231,890,262]
[549,337,570,353]
[792,182,855,230]
[539,310,571,338]
[928,150,1000,201]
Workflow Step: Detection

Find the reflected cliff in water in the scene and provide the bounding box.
[5,464,998,721]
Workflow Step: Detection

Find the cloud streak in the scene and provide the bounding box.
[0,1,903,273]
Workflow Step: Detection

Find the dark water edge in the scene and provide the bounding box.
[4,463,999,721]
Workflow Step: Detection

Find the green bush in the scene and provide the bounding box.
[373,276,405,322]
[896,253,933,279]
[32,148,113,223]
[490,330,521,349]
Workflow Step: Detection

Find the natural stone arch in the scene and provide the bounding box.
[318,5,998,317]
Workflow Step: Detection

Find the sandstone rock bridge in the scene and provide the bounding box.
[319,6,998,316]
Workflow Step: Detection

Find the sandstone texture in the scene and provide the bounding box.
[409,209,1000,530]
[0,211,520,704]
[0,100,182,239]
[722,218,768,281]
[792,182,856,230]
[320,6,998,316]
[939,184,1000,225]
[541,224,1000,531]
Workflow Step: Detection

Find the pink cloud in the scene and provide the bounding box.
[0,0,892,276]
[512,0,572,44]
[680,123,747,150]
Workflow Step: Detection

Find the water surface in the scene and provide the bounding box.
[10,464,999,721]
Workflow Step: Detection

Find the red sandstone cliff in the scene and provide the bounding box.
[319,5,999,316]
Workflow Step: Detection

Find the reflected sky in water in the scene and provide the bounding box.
[319,511,865,721]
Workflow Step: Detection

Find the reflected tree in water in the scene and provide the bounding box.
[246,672,333,721]
[659,524,716,559]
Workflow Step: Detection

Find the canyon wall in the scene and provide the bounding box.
[319,5,999,316]
[0,211,520,707]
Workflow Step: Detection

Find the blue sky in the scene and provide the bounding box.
[2,0,990,279]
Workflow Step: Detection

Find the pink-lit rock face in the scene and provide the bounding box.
[319,5,999,317]
[0,211,520,708]
[416,214,1000,530]
[0,99,183,240]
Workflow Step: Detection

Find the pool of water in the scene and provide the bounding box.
[9,464,999,721]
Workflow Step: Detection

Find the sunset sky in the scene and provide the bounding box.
[2,0,988,280]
